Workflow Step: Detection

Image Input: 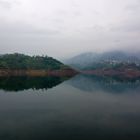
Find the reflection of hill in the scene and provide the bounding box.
[67,74,140,93]
[0,76,71,92]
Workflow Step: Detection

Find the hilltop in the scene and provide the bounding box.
[0,53,77,76]
[0,53,67,70]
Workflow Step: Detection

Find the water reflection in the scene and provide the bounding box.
[0,76,71,91]
[67,74,140,93]
[0,74,140,140]
[1,74,140,92]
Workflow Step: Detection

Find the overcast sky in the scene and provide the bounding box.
[0,0,140,59]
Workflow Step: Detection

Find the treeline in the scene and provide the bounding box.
[0,53,67,70]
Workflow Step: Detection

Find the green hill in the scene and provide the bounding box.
[0,53,68,70]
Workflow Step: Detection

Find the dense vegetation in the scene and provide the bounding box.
[0,53,67,70]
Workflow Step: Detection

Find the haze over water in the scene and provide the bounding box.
[0,75,140,140]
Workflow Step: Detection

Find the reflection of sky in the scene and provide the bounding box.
[0,76,140,139]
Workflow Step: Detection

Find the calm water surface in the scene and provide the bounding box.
[0,74,140,140]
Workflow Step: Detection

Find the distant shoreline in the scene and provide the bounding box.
[81,69,140,79]
[1,68,140,79]
[0,69,78,77]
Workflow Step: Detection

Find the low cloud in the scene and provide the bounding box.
[0,0,140,58]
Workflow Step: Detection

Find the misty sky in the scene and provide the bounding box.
[0,0,140,59]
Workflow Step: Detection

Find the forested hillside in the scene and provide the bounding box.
[0,53,68,70]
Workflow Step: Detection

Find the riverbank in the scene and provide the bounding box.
[0,68,78,77]
[81,69,140,79]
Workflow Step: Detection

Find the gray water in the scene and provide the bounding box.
[0,74,140,140]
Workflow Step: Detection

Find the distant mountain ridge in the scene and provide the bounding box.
[65,51,140,70]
